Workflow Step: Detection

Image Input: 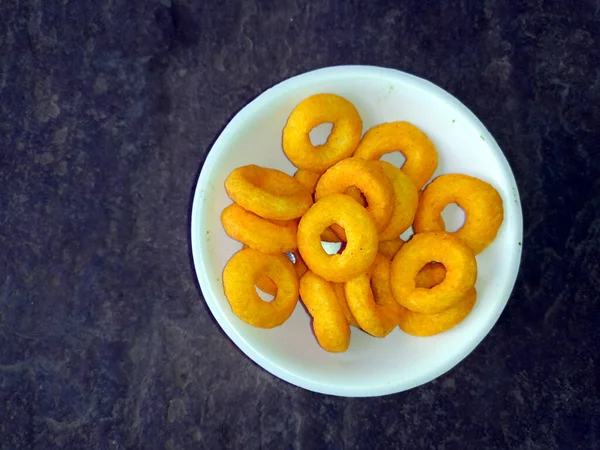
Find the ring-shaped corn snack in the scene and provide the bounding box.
[225,165,313,220]
[353,121,438,190]
[297,194,378,282]
[283,94,362,173]
[390,231,477,313]
[378,238,404,260]
[332,282,359,327]
[222,204,297,254]
[373,161,419,241]
[344,265,397,338]
[398,288,477,337]
[243,246,307,296]
[223,248,299,328]
[370,253,405,324]
[315,157,394,233]
[413,174,504,254]
[293,169,321,193]
[300,271,351,352]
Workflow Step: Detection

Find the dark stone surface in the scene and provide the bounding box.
[1,0,599,448]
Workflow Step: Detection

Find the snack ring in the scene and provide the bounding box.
[378,238,404,260]
[370,253,405,324]
[293,169,321,193]
[332,282,359,327]
[398,288,477,337]
[373,161,419,241]
[222,204,298,254]
[300,271,351,352]
[297,194,378,283]
[344,260,397,337]
[315,157,394,233]
[223,248,299,328]
[225,165,313,220]
[390,231,477,313]
[328,186,367,241]
[353,121,438,190]
[283,94,363,173]
[413,174,504,254]
[243,245,307,296]
[292,169,360,242]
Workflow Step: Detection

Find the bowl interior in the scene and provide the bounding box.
[191,66,522,397]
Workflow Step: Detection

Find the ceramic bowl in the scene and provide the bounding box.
[190,66,523,397]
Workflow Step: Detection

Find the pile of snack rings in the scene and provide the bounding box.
[221,93,504,353]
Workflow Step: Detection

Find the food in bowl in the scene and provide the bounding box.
[218,93,504,351]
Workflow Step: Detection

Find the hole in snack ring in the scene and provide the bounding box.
[309,122,333,146]
[321,240,343,255]
[381,151,407,169]
[255,284,276,302]
[441,203,466,233]
[415,262,447,289]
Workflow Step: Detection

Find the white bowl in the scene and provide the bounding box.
[190,66,523,397]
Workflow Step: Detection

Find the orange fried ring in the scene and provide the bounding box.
[294,169,321,193]
[223,248,299,328]
[390,231,477,314]
[243,246,307,296]
[298,194,378,283]
[353,121,438,190]
[292,169,346,242]
[300,271,351,352]
[345,264,396,338]
[332,282,359,327]
[283,94,363,173]
[370,253,405,324]
[222,204,297,254]
[413,174,504,254]
[315,157,394,233]
[396,261,476,335]
[373,161,419,241]
[292,170,365,207]
[225,165,313,220]
[378,238,404,260]
[398,289,476,336]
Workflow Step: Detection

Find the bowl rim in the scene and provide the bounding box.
[190,65,523,397]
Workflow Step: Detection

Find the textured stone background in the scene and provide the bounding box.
[1,0,599,449]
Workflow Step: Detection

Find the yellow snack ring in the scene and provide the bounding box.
[353,121,438,190]
[398,289,477,336]
[390,231,477,314]
[370,253,405,324]
[332,282,360,327]
[344,268,396,338]
[225,165,313,220]
[293,169,321,193]
[293,169,344,242]
[299,271,351,352]
[222,204,297,254]
[328,186,367,242]
[297,194,378,282]
[223,248,299,328]
[372,161,419,241]
[315,157,394,233]
[242,246,307,296]
[283,93,363,173]
[413,174,504,254]
[378,238,404,260]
